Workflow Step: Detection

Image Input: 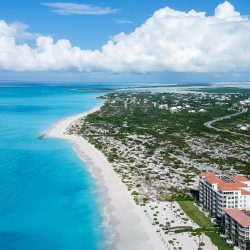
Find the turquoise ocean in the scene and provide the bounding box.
[0,82,248,250]
[0,84,111,250]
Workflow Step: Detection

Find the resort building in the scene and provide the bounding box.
[199,173,250,218]
[224,209,250,250]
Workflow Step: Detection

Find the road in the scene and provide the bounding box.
[204,108,250,138]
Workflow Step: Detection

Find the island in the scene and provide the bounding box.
[53,86,250,250]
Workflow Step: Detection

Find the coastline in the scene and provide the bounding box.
[45,106,166,250]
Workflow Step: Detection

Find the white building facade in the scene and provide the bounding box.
[224,209,250,250]
[199,173,250,218]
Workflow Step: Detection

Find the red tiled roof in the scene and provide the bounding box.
[200,172,221,184]
[200,172,215,177]
[224,209,250,227]
[219,182,247,191]
[200,172,250,193]
[233,176,250,182]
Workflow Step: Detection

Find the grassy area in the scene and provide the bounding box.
[178,201,233,250]
[178,201,213,227]
[205,231,232,250]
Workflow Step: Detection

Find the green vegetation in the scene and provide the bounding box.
[68,87,250,204]
[214,109,250,136]
[167,191,193,201]
[178,201,213,227]
[205,231,232,250]
[178,201,232,250]
[66,86,249,250]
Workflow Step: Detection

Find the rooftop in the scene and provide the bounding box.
[232,176,250,182]
[224,209,250,227]
[200,172,250,193]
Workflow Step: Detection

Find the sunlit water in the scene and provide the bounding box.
[0,82,248,250]
[0,85,106,250]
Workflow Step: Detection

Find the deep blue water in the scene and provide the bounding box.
[0,85,107,250]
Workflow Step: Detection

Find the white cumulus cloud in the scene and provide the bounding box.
[0,1,250,73]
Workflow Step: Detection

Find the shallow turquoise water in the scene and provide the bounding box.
[0,85,106,250]
[1,82,247,249]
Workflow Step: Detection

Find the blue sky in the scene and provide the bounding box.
[0,0,249,49]
[0,0,250,83]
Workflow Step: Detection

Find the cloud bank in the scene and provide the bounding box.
[0,1,250,73]
[42,2,118,15]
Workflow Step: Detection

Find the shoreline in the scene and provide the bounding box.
[45,106,165,250]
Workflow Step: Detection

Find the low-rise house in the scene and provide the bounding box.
[199,109,206,112]
[170,107,178,112]
[240,126,248,131]
[235,124,250,131]
[159,104,168,110]
[240,99,250,106]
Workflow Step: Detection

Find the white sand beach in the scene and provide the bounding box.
[45,106,166,250]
